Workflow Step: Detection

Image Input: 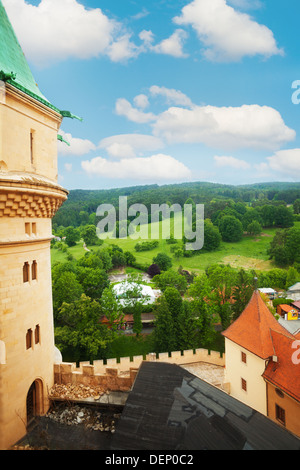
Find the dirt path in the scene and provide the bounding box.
[222,255,273,271]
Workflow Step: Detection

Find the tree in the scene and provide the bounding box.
[77,251,104,269]
[259,204,276,227]
[293,199,300,214]
[152,252,172,271]
[52,271,83,321]
[124,251,136,266]
[206,264,237,329]
[218,216,243,242]
[273,205,294,228]
[241,208,262,231]
[285,267,300,290]
[188,274,217,346]
[154,296,176,353]
[98,248,113,272]
[285,227,300,264]
[147,264,161,278]
[258,268,287,290]
[153,270,187,295]
[247,220,262,237]
[231,269,256,321]
[76,266,109,300]
[64,226,81,247]
[163,287,183,323]
[119,275,148,337]
[109,245,127,268]
[55,294,113,362]
[269,227,300,267]
[203,219,222,251]
[80,225,101,246]
[100,287,124,332]
[176,301,199,351]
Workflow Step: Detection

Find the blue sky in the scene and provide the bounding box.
[3,0,300,190]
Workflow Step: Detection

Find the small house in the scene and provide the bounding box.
[287,283,300,301]
[258,288,277,300]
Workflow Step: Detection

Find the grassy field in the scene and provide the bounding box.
[51,218,300,275]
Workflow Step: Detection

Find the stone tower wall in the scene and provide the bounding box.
[0,83,67,450]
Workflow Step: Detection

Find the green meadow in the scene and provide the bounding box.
[51,216,300,275]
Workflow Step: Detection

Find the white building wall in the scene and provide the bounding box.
[224,338,267,416]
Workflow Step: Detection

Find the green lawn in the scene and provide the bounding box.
[51,221,300,274]
[102,226,277,275]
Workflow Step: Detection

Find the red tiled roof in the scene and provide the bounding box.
[278,304,294,313]
[292,301,300,310]
[263,330,300,403]
[222,291,295,359]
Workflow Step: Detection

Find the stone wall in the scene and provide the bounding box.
[54,348,225,392]
[54,363,138,392]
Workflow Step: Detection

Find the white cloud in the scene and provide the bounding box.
[150,86,193,107]
[2,0,140,66]
[81,154,192,181]
[174,0,283,62]
[99,134,164,159]
[139,30,155,45]
[266,149,300,177]
[115,98,157,123]
[214,156,250,169]
[151,29,188,58]
[134,94,150,109]
[131,8,149,21]
[152,104,295,150]
[139,28,188,58]
[106,33,140,63]
[58,131,96,156]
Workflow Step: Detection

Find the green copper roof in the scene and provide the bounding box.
[0,0,61,112]
[0,0,83,137]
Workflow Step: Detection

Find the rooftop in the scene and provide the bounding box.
[278,318,300,337]
[288,283,300,292]
[0,0,58,111]
[111,362,300,450]
[263,330,300,403]
[0,0,81,122]
[278,304,296,314]
[222,290,295,359]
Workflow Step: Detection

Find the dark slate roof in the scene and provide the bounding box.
[111,362,300,451]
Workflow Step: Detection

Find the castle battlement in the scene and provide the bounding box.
[54,348,225,393]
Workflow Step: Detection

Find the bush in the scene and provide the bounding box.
[219,215,243,242]
[135,241,159,252]
[147,264,161,278]
[153,253,172,271]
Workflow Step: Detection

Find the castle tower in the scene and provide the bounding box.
[0,1,72,449]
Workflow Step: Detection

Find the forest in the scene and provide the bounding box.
[51,181,300,363]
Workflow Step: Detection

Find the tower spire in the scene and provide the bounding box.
[0,0,55,108]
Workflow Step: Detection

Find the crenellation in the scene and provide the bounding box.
[59,349,225,382]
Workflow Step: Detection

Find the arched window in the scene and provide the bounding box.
[35,325,40,345]
[0,340,6,365]
[26,329,32,350]
[32,261,37,281]
[23,262,30,283]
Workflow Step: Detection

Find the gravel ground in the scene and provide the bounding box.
[13,403,121,451]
